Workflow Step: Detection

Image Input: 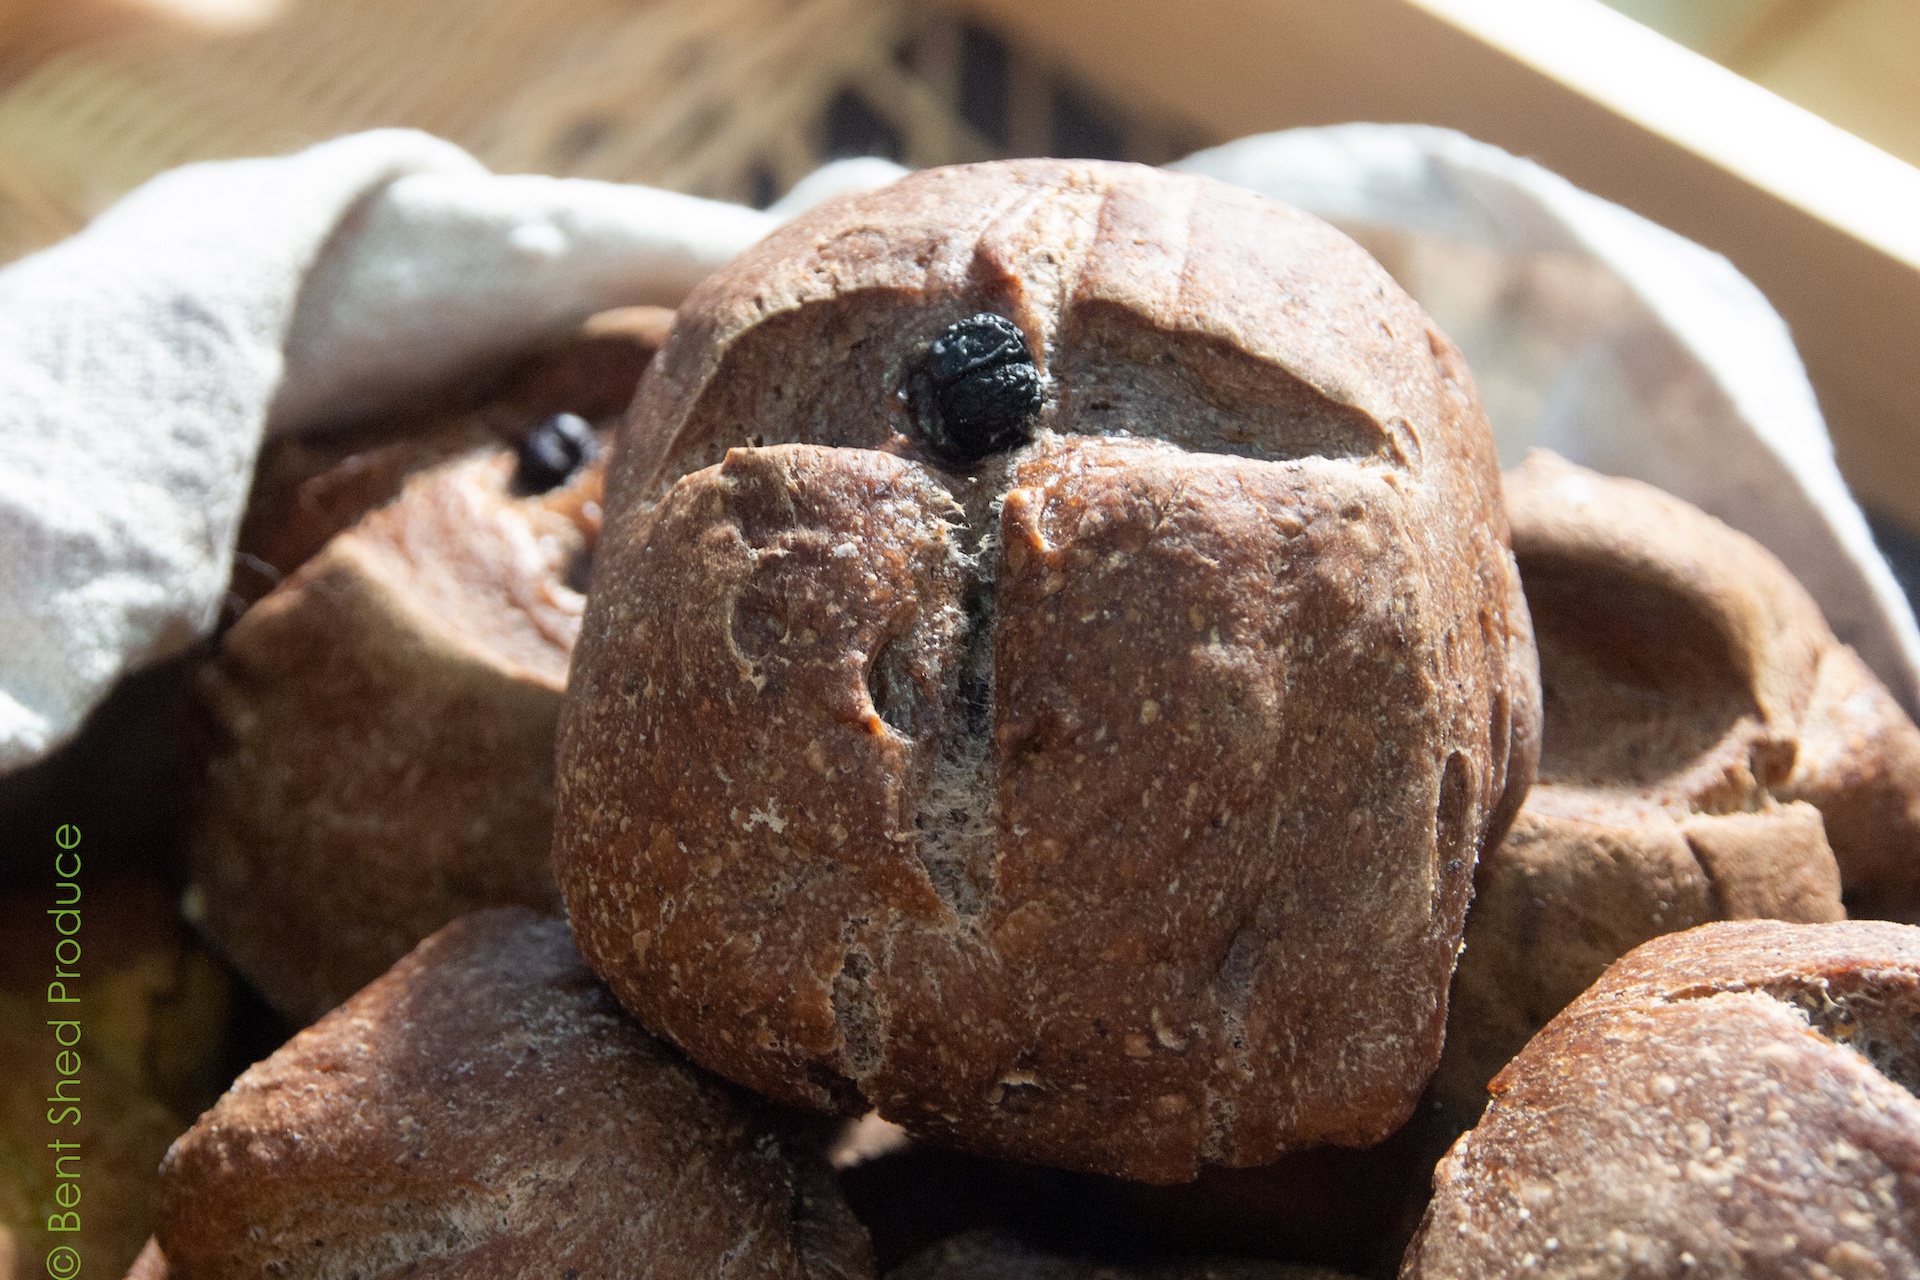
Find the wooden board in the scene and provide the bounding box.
[0,1,1194,255]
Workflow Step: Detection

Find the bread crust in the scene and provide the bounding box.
[1510,449,1920,915]
[1405,920,1920,1277]
[1783,642,1920,921]
[190,450,600,1022]
[232,304,666,609]
[1434,452,1920,1114]
[156,909,873,1279]
[557,160,1535,1181]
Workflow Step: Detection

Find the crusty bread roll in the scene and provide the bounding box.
[156,909,874,1279]
[188,304,672,1023]
[1509,450,1920,916]
[189,444,602,1023]
[555,160,1537,1181]
[1438,796,1843,1115]
[1782,643,1920,921]
[892,1230,1352,1279]
[1434,452,1890,1114]
[1406,920,1920,1276]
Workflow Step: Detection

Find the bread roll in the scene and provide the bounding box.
[1406,920,1920,1276]
[156,909,874,1279]
[556,160,1536,1181]
[1509,450,1920,915]
[190,444,602,1022]
[1434,453,1884,1114]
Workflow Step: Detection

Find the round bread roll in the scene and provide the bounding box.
[190,442,603,1023]
[555,160,1537,1181]
[194,308,668,1010]
[1511,450,1920,917]
[1434,452,1893,1113]
[1406,920,1920,1276]
[892,1230,1353,1280]
[156,908,874,1279]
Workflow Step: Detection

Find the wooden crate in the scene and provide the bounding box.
[1610,0,1920,169]
[0,0,1200,259]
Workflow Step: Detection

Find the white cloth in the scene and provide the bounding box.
[0,128,786,772]
[271,165,777,433]
[1175,125,1920,715]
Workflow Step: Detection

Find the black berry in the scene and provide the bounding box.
[906,313,1042,463]
[514,412,599,494]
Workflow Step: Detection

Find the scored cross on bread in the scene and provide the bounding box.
[555,159,1538,1182]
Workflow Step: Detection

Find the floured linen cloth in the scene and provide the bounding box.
[1175,125,1920,715]
[1,125,1914,773]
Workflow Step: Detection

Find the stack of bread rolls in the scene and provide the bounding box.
[133,161,1920,1276]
